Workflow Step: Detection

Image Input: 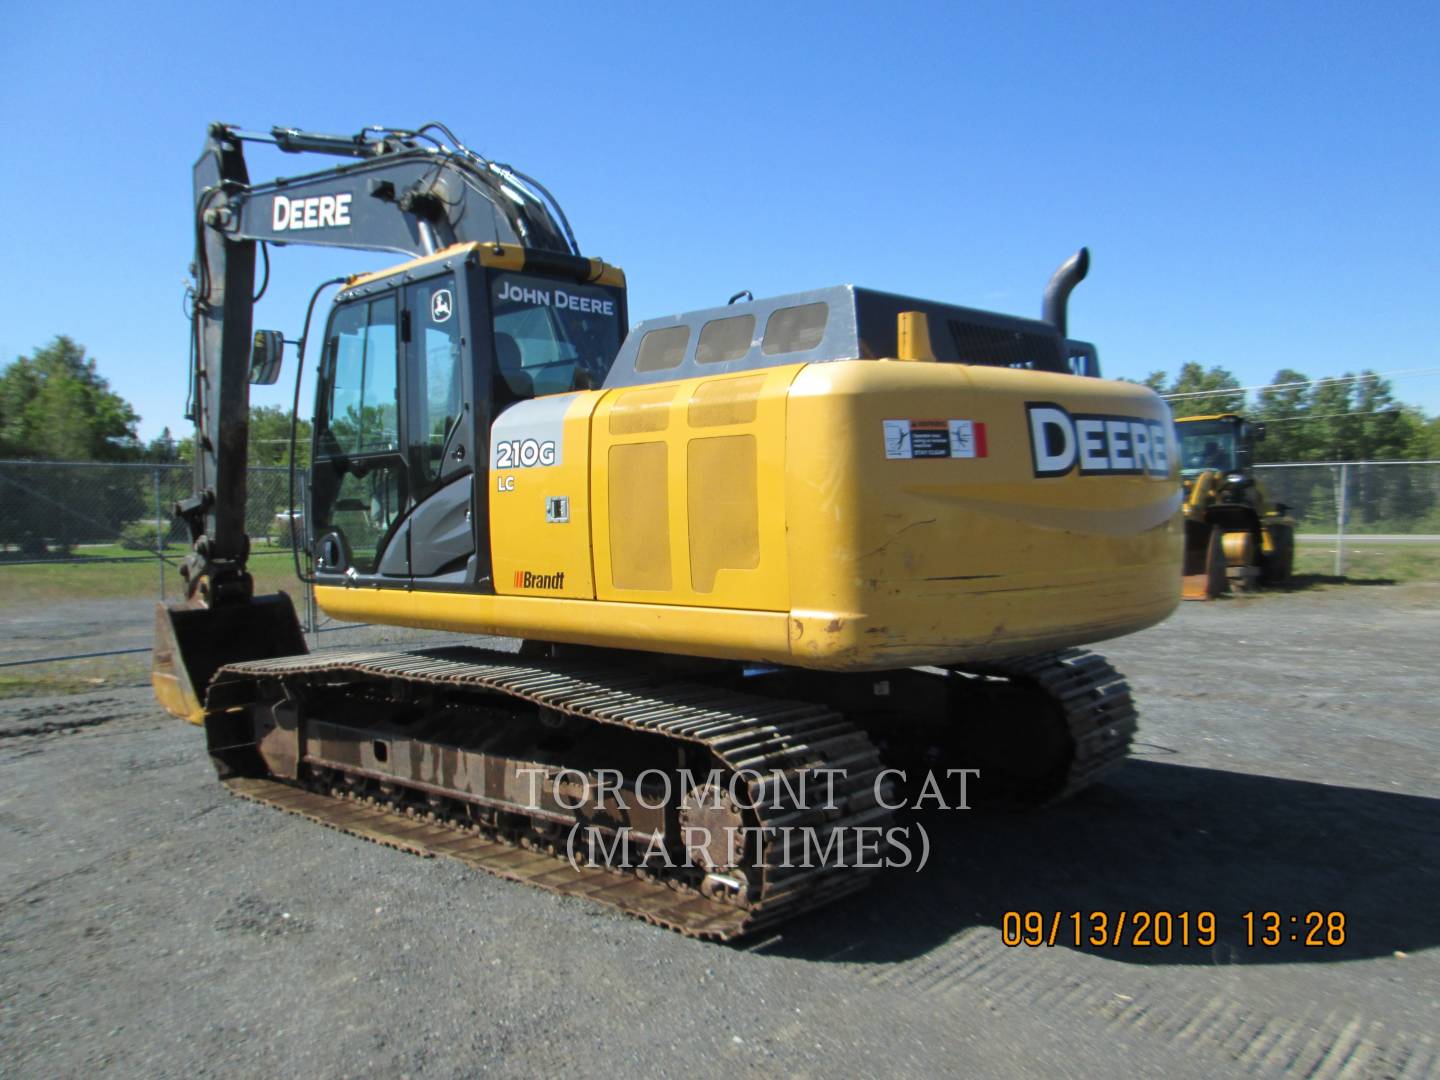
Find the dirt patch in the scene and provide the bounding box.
[0,693,125,738]
[213,896,309,939]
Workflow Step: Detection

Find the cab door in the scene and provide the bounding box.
[310,291,412,586]
[398,272,478,587]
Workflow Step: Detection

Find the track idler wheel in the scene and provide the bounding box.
[678,784,748,872]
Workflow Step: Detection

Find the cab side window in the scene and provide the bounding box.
[409,276,464,481]
[313,294,404,575]
[321,296,399,455]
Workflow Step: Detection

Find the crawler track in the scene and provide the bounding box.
[960,647,1138,805]
[204,645,1135,938]
[206,647,893,940]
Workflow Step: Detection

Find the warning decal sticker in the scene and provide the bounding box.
[883,419,988,460]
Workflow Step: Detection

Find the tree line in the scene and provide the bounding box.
[8,337,1434,471]
[1,336,310,468]
[1142,362,1440,533]
[1140,361,1440,463]
[0,337,308,556]
[5,336,1438,550]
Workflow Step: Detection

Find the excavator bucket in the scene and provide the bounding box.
[152,593,309,724]
[1181,524,1229,601]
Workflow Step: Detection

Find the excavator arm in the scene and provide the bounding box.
[156,121,583,721]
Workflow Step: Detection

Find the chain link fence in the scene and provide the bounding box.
[1254,461,1440,577]
[0,460,305,599]
[0,458,1434,678]
[0,461,333,681]
[0,460,303,622]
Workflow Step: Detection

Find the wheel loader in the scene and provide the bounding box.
[1176,414,1295,600]
[153,122,1183,939]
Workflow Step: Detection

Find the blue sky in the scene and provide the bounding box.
[1,0,1436,440]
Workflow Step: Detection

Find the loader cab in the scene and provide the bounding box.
[307,242,626,593]
[1177,414,1262,478]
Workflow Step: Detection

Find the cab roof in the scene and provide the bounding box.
[341,241,625,296]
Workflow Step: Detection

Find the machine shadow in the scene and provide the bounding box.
[754,759,1439,966]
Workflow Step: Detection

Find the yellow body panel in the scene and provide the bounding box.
[783,363,1180,667]
[317,585,795,664]
[490,394,597,598]
[319,360,1182,671]
[590,366,796,611]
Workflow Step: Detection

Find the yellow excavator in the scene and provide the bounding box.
[1177,413,1295,599]
[154,122,1182,939]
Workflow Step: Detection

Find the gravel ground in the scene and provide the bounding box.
[0,595,445,667]
[1,584,1438,1078]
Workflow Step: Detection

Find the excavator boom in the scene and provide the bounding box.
[156,122,591,721]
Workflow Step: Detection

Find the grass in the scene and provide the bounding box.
[1292,541,1440,585]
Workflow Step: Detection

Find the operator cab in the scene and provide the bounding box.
[1177,414,1264,478]
[306,242,626,591]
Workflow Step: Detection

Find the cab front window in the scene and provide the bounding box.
[490,271,623,405]
[1179,420,1239,475]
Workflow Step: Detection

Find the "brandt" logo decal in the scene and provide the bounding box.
[514,570,566,590]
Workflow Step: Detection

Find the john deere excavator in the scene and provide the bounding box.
[1177,413,1295,599]
[154,122,1182,940]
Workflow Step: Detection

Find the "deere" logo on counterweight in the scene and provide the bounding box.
[514,570,566,590]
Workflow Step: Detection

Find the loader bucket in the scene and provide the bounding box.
[152,593,308,724]
[1181,523,1228,601]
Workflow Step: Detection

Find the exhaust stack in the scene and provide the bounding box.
[1042,247,1090,337]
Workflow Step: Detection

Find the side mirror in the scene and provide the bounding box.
[1254,423,1267,442]
[249,330,285,385]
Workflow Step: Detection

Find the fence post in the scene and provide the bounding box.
[1335,462,1348,578]
[154,466,165,601]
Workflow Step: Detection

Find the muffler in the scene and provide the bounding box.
[1042,248,1090,336]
